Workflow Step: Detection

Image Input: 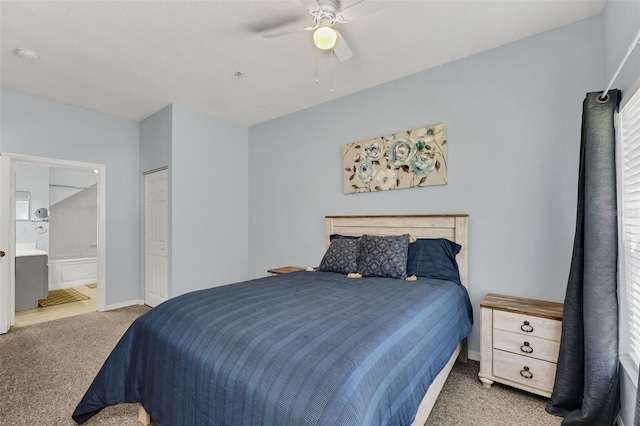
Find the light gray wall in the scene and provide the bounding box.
[603,0,640,99]
[49,186,97,260]
[248,16,604,355]
[171,104,249,296]
[140,105,172,173]
[603,1,640,425]
[140,103,250,298]
[0,89,141,306]
[14,162,49,252]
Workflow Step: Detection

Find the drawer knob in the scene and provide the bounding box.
[520,366,533,379]
[520,341,533,353]
[520,321,534,333]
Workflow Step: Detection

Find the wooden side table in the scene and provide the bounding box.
[267,266,304,276]
[478,293,563,397]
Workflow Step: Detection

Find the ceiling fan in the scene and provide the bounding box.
[262,0,383,62]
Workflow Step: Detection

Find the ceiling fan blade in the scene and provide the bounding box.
[300,0,320,10]
[262,25,315,38]
[338,0,388,22]
[333,30,353,62]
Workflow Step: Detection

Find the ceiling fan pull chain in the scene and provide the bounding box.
[330,49,334,94]
[315,49,319,84]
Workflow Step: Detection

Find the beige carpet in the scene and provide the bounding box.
[38,288,90,308]
[85,283,97,289]
[426,361,561,425]
[0,305,152,426]
[0,306,561,426]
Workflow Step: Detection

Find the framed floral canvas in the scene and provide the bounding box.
[343,123,447,194]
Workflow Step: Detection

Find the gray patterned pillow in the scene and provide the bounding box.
[318,238,360,274]
[357,234,409,279]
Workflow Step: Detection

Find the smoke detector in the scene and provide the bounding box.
[15,48,39,61]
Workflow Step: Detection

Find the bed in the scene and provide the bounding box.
[73,214,472,426]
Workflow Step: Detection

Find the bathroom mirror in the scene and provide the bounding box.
[34,207,50,220]
[16,191,30,221]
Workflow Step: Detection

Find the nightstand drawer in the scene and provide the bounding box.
[492,349,557,393]
[494,310,561,342]
[493,330,560,363]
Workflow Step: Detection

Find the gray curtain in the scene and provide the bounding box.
[545,90,620,425]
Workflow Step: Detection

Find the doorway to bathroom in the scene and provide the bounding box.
[0,154,106,332]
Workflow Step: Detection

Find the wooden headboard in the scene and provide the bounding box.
[325,215,469,288]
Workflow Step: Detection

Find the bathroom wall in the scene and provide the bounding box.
[49,167,99,205]
[14,162,49,252]
[49,185,97,260]
[48,167,98,260]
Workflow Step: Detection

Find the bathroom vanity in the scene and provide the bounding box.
[16,243,49,311]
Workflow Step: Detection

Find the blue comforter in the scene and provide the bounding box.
[73,271,472,425]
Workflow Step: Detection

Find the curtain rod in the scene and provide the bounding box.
[600,27,640,101]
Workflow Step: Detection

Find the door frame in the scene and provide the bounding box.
[0,156,13,333]
[0,153,107,329]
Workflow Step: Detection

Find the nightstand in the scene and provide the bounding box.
[267,266,304,276]
[478,293,563,397]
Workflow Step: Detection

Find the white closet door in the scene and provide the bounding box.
[144,169,168,307]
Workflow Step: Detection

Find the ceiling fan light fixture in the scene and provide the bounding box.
[313,26,337,50]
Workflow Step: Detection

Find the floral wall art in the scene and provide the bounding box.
[342,123,447,194]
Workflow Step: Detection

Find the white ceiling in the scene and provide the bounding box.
[0,0,605,126]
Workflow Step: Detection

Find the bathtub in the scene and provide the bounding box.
[48,257,97,290]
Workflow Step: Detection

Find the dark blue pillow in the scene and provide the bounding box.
[318,238,360,274]
[357,234,409,279]
[407,238,462,284]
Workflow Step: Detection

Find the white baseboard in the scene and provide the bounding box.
[468,349,480,361]
[103,299,144,311]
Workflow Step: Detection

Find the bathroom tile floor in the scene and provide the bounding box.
[14,285,97,327]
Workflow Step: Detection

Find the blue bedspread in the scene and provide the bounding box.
[73,271,472,425]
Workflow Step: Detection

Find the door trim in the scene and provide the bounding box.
[0,153,107,316]
[143,168,169,307]
[0,156,12,333]
[143,166,168,176]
